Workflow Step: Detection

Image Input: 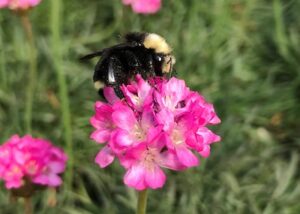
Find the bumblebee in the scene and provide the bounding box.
[81,32,176,97]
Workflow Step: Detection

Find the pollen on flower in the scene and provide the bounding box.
[26,160,38,175]
[133,124,146,141]
[9,165,22,177]
[171,128,184,145]
[142,148,158,168]
[90,74,221,190]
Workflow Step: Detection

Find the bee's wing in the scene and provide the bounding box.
[80,50,104,60]
[80,43,135,61]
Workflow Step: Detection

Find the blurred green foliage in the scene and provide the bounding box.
[1,0,300,213]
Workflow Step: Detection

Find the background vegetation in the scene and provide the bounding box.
[1,0,300,213]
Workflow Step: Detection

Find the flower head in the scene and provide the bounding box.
[0,0,41,11]
[0,135,67,189]
[122,0,161,14]
[90,75,221,190]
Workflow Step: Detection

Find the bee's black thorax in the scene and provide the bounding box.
[82,32,175,98]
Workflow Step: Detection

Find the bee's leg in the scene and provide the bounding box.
[113,85,124,98]
[97,88,105,100]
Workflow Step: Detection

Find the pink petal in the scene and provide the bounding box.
[119,143,146,169]
[156,109,174,132]
[5,179,23,189]
[0,0,9,8]
[112,105,136,130]
[13,149,26,165]
[123,143,147,161]
[90,129,111,143]
[198,145,211,158]
[47,174,62,186]
[124,164,147,190]
[95,146,115,168]
[131,0,161,14]
[145,165,166,189]
[147,127,165,150]
[48,161,65,173]
[185,132,199,149]
[136,75,153,104]
[32,174,48,185]
[209,114,221,124]
[103,87,120,104]
[29,0,41,7]
[111,129,134,147]
[176,146,199,167]
[196,127,221,145]
[122,0,133,5]
[121,86,139,107]
[140,107,156,130]
[159,150,186,171]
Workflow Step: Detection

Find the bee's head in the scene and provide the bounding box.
[153,53,176,74]
[143,33,175,74]
[125,32,176,73]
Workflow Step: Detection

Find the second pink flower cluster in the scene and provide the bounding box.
[122,0,161,14]
[90,75,221,190]
[0,0,41,10]
[0,135,67,189]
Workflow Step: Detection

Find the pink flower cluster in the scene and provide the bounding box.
[122,0,161,14]
[0,135,67,189]
[0,0,41,10]
[90,75,221,190]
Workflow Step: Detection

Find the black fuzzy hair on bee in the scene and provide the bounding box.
[81,32,176,98]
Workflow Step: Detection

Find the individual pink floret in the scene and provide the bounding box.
[90,101,115,144]
[121,75,153,111]
[0,135,67,189]
[0,0,41,10]
[111,104,157,150]
[121,129,183,190]
[154,77,189,115]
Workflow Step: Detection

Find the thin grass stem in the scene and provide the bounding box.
[50,0,73,190]
[20,11,37,134]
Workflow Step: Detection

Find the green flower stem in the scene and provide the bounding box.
[0,27,7,90]
[50,0,73,189]
[20,11,37,134]
[24,197,33,214]
[137,189,148,214]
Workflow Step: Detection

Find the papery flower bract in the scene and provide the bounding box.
[90,74,221,190]
[122,0,161,14]
[0,0,42,10]
[0,135,67,189]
